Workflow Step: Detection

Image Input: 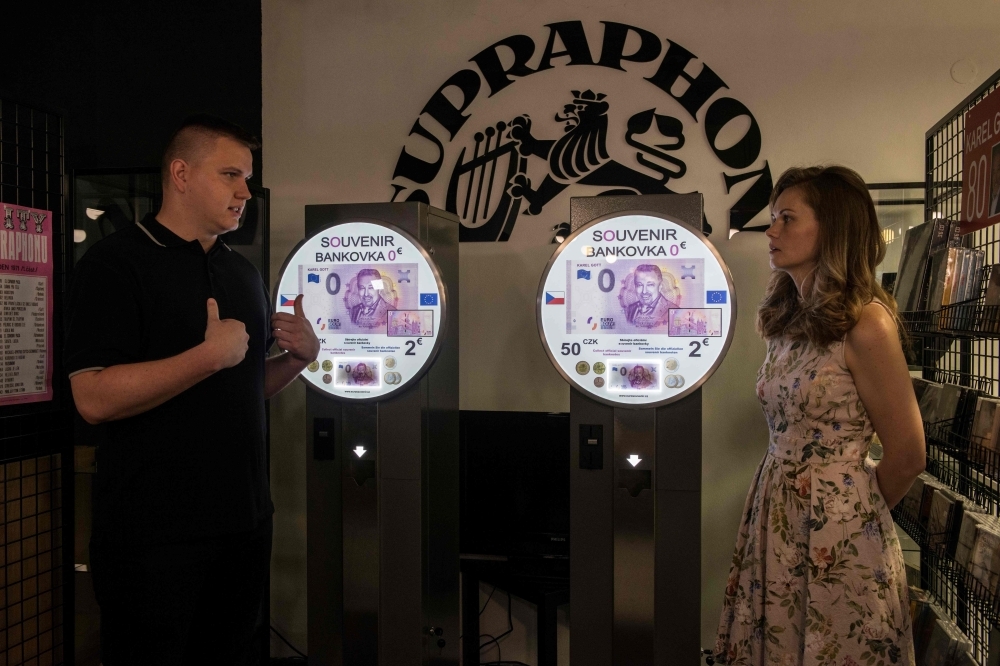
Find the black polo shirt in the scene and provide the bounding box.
[65,213,274,547]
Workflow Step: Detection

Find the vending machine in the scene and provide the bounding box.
[274,203,459,666]
[536,195,736,665]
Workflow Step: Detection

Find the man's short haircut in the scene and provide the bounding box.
[634,264,662,282]
[161,114,261,177]
[356,268,383,283]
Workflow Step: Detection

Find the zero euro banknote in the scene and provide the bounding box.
[297,264,419,334]
[566,259,704,334]
[607,361,661,392]
[335,359,382,387]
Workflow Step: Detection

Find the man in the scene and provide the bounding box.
[625,264,676,328]
[349,268,391,328]
[65,115,319,665]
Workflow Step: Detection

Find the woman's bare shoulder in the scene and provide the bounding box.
[846,301,897,354]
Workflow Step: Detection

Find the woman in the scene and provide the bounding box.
[714,166,925,665]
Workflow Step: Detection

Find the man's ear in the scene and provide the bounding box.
[168,158,190,194]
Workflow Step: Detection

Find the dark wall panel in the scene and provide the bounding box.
[3,0,263,181]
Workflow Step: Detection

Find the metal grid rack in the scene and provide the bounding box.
[889,65,1000,665]
[0,95,72,665]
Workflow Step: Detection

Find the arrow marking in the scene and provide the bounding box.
[354,446,367,458]
[627,454,642,467]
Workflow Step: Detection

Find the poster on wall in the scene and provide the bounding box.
[536,211,735,408]
[274,220,447,401]
[0,203,53,405]
[962,87,1000,234]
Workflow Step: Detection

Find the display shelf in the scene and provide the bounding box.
[891,63,1000,666]
[899,264,998,339]
[892,503,998,664]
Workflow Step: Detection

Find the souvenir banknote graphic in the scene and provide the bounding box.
[335,359,381,387]
[567,259,704,334]
[607,361,660,392]
[668,308,722,337]
[388,310,434,337]
[298,264,419,333]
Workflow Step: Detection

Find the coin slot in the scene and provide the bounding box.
[313,417,337,461]
[579,424,604,470]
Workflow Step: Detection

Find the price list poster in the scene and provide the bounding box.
[0,203,53,404]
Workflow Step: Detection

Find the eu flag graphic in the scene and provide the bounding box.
[420,293,438,306]
[577,269,591,280]
[707,291,727,304]
[307,273,320,283]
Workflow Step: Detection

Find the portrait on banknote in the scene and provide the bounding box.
[299,264,419,334]
[388,310,434,337]
[668,308,722,337]
[566,259,704,334]
[608,361,660,392]
[335,359,381,387]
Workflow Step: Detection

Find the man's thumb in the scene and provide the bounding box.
[294,294,305,317]
[206,298,220,322]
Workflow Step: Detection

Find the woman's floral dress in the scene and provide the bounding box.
[713,336,914,666]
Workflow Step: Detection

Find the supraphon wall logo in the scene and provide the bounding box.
[389,20,772,242]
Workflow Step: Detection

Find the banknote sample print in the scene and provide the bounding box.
[335,359,381,387]
[607,361,661,392]
[668,308,722,337]
[567,259,704,334]
[299,264,419,333]
[388,310,434,337]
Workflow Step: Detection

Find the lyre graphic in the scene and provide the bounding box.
[447,121,527,242]
[31,212,46,234]
[449,91,695,242]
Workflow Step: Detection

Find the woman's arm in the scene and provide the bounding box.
[844,302,926,509]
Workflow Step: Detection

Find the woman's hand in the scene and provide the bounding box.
[845,302,925,509]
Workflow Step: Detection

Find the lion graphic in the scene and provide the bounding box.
[448,90,693,241]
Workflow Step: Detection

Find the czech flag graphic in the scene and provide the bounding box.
[545,292,565,305]
[280,294,298,307]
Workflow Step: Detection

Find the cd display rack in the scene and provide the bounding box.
[891,65,1000,665]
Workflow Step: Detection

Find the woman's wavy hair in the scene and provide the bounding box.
[756,165,901,347]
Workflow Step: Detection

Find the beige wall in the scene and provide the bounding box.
[263,0,1000,656]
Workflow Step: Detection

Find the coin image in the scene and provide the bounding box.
[665,358,678,372]
[384,356,397,369]
[321,359,333,372]
[307,361,320,373]
[389,372,400,385]
[665,374,686,389]
[594,377,605,388]
[593,362,606,375]
[322,374,333,384]
[391,372,403,384]
[576,361,591,375]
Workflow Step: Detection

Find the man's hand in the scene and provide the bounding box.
[272,295,320,363]
[204,298,249,370]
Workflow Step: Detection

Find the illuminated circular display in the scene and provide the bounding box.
[275,220,446,400]
[537,211,736,408]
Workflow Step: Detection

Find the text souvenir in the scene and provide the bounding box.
[537,212,736,407]
[963,86,1000,234]
[275,221,446,400]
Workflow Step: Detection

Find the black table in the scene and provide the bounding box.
[460,555,570,666]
